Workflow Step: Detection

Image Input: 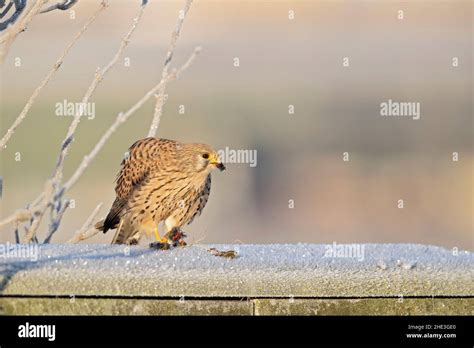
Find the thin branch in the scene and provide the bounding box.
[148,0,193,137]
[0,0,27,31]
[43,199,70,243]
[14,222,20,243]
[0,0,49,62]
[67,202,103,243]
[23,179,54,242]
[24,1,148,242]
[40,0,78,14]
[0,1,202,244]
[0,208,32,229]
[0,0,46,42]
[0,1,108,150]
[53,2,147,184]
[0,46,201,232]
[64,46,202,192]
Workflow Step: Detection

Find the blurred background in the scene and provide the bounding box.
[0,0,472,249]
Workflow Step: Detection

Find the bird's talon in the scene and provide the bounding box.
[149,241,170,250]
[160,237,170,244]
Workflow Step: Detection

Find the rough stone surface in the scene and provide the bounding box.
[253,298,474,315]
[2,297,471,315]
[0,243,472,314]
[0,298,252,315]
[0,244,472,297]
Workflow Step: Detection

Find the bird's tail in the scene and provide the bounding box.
[96,216,137,245]
[94,218,126,244]
[94,219,105,231]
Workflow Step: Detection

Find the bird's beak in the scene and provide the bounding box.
[209,153,226,171]
[215,162,226,171]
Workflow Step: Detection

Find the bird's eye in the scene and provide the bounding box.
[202,153,209,159]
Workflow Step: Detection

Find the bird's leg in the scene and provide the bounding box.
[153,227,161,242]
[149,226,170,250]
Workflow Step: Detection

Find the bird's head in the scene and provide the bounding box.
[183,143,226,173]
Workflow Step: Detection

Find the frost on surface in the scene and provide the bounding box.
[0,244,472,298]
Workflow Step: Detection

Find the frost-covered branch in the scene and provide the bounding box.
[147,0,193,137]
[23,1,148,242]
[0,1,108,150]
[64,46,201,192]
[40,0,78,14]
[0,0,27,31]
[68,202,103,243]
[0,0,202,245]
[43,199,70,243]
[0,0,48,62]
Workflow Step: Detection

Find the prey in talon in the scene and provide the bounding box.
[166,227,188,247]
[94,137,226,247]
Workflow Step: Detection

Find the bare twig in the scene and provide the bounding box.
[40,0,78,14]
[64,46,202,192]
[43,199,70,243]
[52,2,147,185]
[0,1,202,245]
[0,0,46,42]
[0,208,32,229]
[0,0,27,31]
[0,46,201,234]
[14,222,20,243]
[0,0,49,62]
[23,1,148,242]
[148,0,193,137]
[23,179,54,241]
[0,1,108,150]
[67,202,103,243]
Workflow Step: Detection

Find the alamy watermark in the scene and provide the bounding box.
[55,99,95,120]
[323,241,365,261]
[0,242,39,262]
[18,322,55,341]
[380,99,420,120]
[218,147,257,168]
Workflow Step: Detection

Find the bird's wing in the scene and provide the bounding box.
[103,137,176,233]
[115,137,165,199]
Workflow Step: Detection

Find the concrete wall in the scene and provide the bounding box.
[0,244,472,315]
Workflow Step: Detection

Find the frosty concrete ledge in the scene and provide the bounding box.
[0,244,472,315]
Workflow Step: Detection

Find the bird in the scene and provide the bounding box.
[95,137,225,246]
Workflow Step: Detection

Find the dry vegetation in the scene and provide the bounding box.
[0,0,201,244]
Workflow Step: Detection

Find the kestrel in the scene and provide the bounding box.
[95,137,225,246]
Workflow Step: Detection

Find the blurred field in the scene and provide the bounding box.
[0,0,472,249]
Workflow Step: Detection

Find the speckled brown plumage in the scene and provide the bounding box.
[95,137,225,245]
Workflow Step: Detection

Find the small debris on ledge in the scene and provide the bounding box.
[208,247,238,259]
[376,260,388,270]
[396,259,417,270]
